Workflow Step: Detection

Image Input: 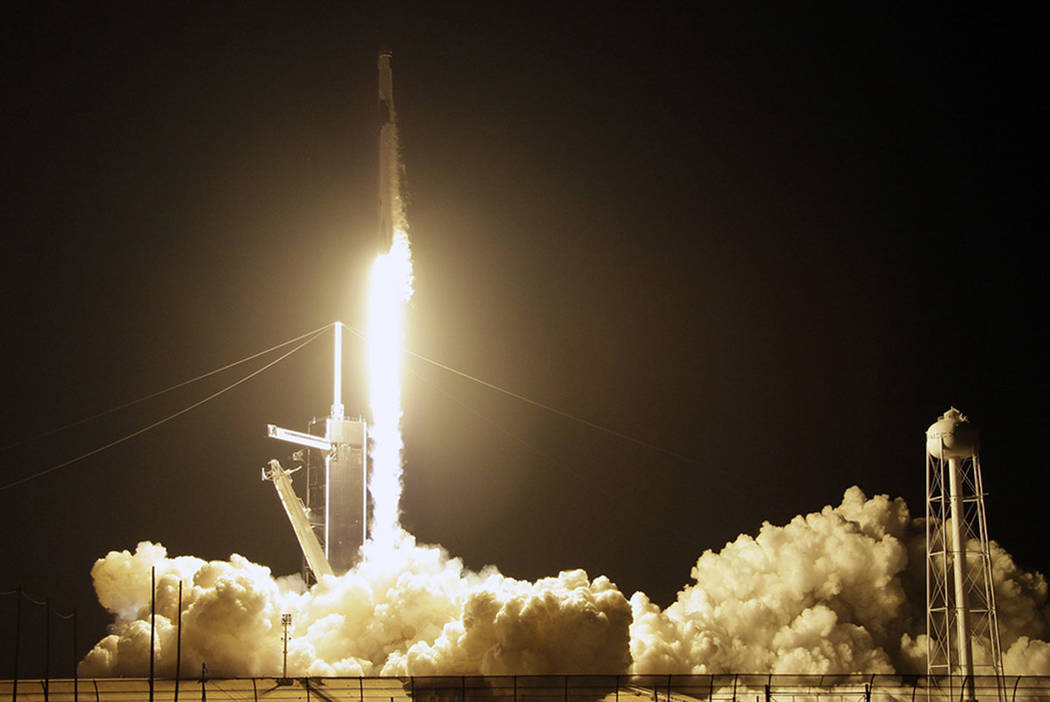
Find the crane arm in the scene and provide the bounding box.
[262,459,334,579]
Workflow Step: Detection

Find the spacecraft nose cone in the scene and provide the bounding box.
[926,407,979,459]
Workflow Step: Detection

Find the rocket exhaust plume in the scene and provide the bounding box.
[368,49,413,551]
[366,229,412,550]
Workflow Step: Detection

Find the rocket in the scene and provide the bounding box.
[377,49,400,253]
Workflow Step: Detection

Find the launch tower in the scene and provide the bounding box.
[925,408,1004,701]
[263,323,368,579]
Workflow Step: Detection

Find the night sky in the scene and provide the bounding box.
[2,4,1045,675]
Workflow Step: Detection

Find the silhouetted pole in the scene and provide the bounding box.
[12,585,21,702]
[44,598,50,702]
[149,566,155,702]
[175,581,183,702]
[281,613,291,679]
[200,662,207,702]
[72,608,79,702]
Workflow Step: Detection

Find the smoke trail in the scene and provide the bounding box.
[80,487,1050,677]
[366,228,414,550]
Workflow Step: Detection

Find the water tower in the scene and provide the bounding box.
[925,408,1004,700]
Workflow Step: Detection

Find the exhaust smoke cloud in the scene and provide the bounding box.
[80,488,1050,676]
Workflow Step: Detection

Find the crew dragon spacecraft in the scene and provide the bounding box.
[260,51,403,580]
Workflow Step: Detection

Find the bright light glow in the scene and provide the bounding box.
[366,228,414,551]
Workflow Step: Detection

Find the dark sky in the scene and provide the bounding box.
[2,3,1045,675]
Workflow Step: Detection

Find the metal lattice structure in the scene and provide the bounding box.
[926,408,1005,701]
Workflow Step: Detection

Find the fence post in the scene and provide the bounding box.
[72,608,79,702]
[44,598,50,702]
[149,567,155,702]
[175,581,183,702]
[13,586,21,702]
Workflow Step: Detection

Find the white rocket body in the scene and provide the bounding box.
[377,50,400,253]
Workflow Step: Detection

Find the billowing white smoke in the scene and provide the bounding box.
[80,487,1049,676]
[80,532,631,677]
[630,486,1050,674]
[631,488,903,673]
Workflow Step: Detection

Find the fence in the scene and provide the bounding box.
[3,675,1050,702]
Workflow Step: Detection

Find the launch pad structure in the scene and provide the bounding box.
[263,322,368,580]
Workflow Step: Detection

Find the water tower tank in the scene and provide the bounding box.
[926,407,979,459]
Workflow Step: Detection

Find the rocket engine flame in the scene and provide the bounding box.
[366,228,414,551]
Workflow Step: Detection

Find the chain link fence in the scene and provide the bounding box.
[3,675,1050,702]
